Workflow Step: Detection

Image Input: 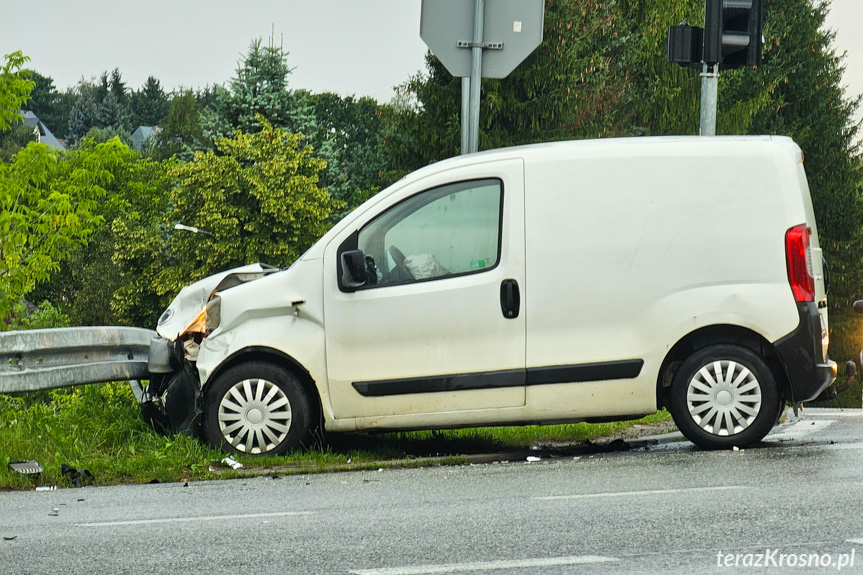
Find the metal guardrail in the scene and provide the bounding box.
[0,327,156,394]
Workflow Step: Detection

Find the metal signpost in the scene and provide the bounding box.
[420,0,544,154]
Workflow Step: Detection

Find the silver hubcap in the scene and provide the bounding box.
[218,378,292,454]
[686,360,762,437]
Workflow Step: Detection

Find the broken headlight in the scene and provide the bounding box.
[180,296,222,337]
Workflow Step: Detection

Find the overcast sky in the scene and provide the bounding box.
[1,0,428,102]
[1,0,861,115]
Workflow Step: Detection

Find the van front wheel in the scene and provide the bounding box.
[669,345,780,450]
[203,362,314,456]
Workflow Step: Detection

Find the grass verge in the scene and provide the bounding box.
[0,382,671,490]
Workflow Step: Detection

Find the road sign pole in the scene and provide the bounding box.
[420,0,543,156]
[461,77,470,155]
[468,0,485,154]
[699,62,719,136]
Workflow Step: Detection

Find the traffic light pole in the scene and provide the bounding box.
[699,62,719,136]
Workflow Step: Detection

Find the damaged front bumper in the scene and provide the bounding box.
[140,335,202,436]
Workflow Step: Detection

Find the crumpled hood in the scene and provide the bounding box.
[156,263,278,340]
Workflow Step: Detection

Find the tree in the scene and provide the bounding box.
[0,121,37,162]
[213,38,315,137]
[67,70,135,143]
[108,68,127,106]
[24,71,60,129]
[67,91,99,143]
[27,79,79,141]
[113,118,341,323]
[152,89,203,161]
[0,51,34,130]
[29,137,173,326]
[96,92,132,132]
[0,141,112,321]
[308,92,390,219]
[129,76,169,127]
[82,125,135,148]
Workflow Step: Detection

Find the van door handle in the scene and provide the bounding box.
[500,279,520,319]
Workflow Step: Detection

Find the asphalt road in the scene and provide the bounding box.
[2,408,863,575]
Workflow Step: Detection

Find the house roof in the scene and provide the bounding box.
[20,111,65,151]
[131,126,161,150]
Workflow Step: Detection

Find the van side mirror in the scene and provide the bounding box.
[341,250,367,288]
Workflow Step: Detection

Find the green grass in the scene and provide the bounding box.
[0,382,670,490]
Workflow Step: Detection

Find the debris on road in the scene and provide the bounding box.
[221,457,243,470]
[61,464,94,487]
[8,461,42,475]
[606,439,632,452]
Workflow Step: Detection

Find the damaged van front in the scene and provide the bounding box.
[141,249,331,456]
[143,263,280,436]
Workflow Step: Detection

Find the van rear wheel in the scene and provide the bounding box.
[203,362,314,456]
[669,345,779,450]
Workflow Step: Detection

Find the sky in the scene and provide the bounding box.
[1,0,429,103]
[1,0,861,114]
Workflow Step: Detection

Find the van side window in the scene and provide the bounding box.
[357,179,503,287]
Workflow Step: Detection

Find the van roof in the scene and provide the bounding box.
[432,134,795,167]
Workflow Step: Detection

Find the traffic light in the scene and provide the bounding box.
[703,0,763,68]
[667,23,703,68]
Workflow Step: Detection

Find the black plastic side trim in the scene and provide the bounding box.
[352,370,526,397]
[351,359,644,397]
[526,360,644,386]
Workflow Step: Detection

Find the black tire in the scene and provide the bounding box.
[669,345,780,450]
[203,361,314,456]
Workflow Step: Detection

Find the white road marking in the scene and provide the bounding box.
[846,539,863,545]
[767,419,836,441]
[533,485,744,501]
[75,511,312,527]
[350,555,618,575]
[802,410,863,417]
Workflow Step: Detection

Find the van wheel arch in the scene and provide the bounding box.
[656,325,789,410]
[202,347,323,440]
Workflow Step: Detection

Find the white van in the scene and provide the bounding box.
[145,136,837,453]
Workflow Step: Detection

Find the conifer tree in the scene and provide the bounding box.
[130,76,169,127]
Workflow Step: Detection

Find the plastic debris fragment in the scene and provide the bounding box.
[8,461,42,475]
[61,464,94,487]
[221,457,243,470]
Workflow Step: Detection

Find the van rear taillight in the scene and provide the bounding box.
[785,224,815,302]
